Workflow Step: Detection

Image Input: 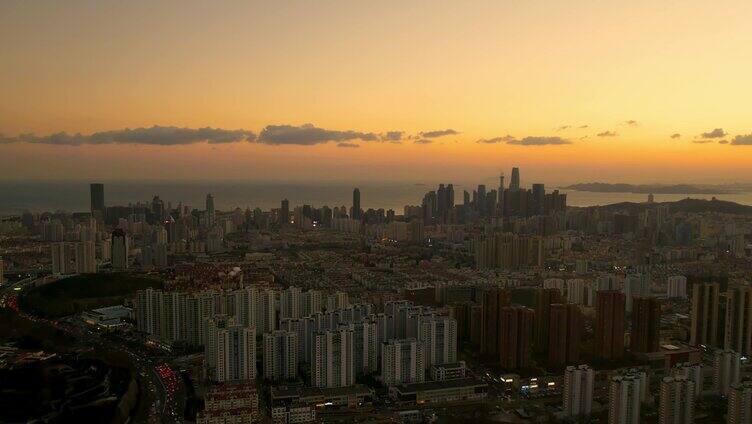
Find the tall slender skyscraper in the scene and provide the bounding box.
[280,199,290,227]
[724,287,752,356]
[352,188,361,220]
[549,303,581,367]
[595,291,626,360]
[498,306,534,369]
[111,229,129,270]
[509,167,520,190]
[631,297,661,354]
[90,183,105,215]
[535,288,563,354]
[206,193,215,224]
[690,282,720,348]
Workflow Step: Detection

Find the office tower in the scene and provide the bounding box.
[595,291,626,360]
[481,288,511,357]
[499,306,534,369]
[280,286,302,319]
[352,188,361,220]
[659,376,694,424]
[667,276,688,298]
[263,330,298,382]
[728,381,752,424]
[418,315,457,369]
[111,229,129,270]
[724,287,752,355]
[624,274,650,312]
[713,349,741,396]
[279,199,290,226]
[476,184,487,215]
[311,327,355,388]
[672,362,703,400]
[90,183,105,215]
[531,183,545,215]
[548,303,581,367]
[205,314,236,377]
[690,282,721,347]
[608,370,647,424]
[463,190,470,206]
[206,193,215,224]
[216,325,256,382]
[381,339,425,386]
[534,288,563,353]
[563,365,594,417]
[74,241,97,273]
[51,242,70,275]
[509,167,520,190]
[422,191,437,223]
[631,297,661,354]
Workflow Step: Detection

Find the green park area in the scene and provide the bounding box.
[20,273,162,318]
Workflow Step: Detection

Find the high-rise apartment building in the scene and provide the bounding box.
[595,291,626,360]
[608,370,647,424]
[548,303,581,367]
[381,339,425,386]
[563,365,594,417]
[111,229,129,270]
[417,315,457,369]
[280,286,302,320]
[728,381,752,424]
[671,362,703,400]
[659,376,694,424]
[499,306,534,369]
[535,288,563,354]
[630,297,661,354]
[713,349,741,396]
[690,282,720,348]
[481,288,510,357]
[667,275,687,298]
[263,330,298,382]
[311,328,355,388]
[724,287,752,355]
[216,325,256,382]
[74,241,97,273]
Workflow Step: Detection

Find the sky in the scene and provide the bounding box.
[1,0,752,186]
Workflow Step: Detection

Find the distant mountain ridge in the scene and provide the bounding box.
[589,197,752,215]
[562,182,734,194]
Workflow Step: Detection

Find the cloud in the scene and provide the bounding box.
[597,131,618,137]
[700,128,726,139]
[419,129,458,138]
[578,125,589,129]
[693,139,714,144]
[336,142,360,148]
[507,136,571,146]
[476,135,516,144]
[556,125,572,131]
[0,126,256,146]
[381,131,404,142]
[718,140,729,145]
[730,134,752,145]
[625,120,639,127]
[670,133,681,139]
[257,123,379,145]
[414,138,433,144]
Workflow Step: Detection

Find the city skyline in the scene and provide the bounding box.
[2,1,752,183]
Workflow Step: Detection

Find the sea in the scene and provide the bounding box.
[2,180,752,216]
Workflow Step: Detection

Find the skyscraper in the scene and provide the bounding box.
[381,338,425,386]
[728,381,752,424]
[690,282,720,348]
[418,315,457,369]
[279,199,289,227]
[724,287,752,356]
[352,188,361,220]
[481,288,510,357]
[534,288,563,354]
[713,349,741,396]
[206,193,215,224]
[509,167,520,190]
[630,297,661,354]
[216,325,257,382]
[548,303,581,367]
[595,291,626,360]
[311,327,355,388]
[111,229,129,270]
[90,183,105,215]
[498,306,534,369]
[563,365,594,417]
[263,330,298,382]
[608,370,647,424]
[659,376,694,424]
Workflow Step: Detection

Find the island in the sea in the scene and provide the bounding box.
[561,182,740,195]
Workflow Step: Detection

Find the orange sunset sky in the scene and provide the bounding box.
[1,0,751,185]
